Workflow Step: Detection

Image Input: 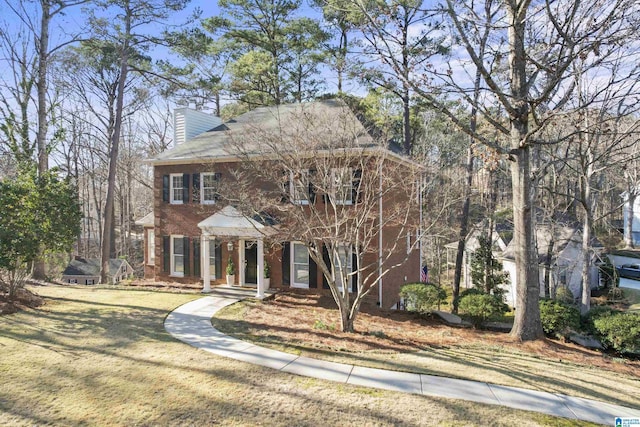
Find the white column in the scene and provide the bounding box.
[256,239,265,298]
[202,234,211,293]
[238,239,245,286]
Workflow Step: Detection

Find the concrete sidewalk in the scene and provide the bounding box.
[164,288,640,425]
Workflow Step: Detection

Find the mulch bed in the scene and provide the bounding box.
[0,287,44,315]
[236,289,640,376]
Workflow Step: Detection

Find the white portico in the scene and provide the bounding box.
[197,205,272,298]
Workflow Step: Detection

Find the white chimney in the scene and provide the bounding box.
[173,108,222,145]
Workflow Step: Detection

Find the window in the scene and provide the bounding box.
[291,242,309,288]
[68,278,77,284]
[332,167,353,205]
[86,279,94,285]
[201,173,220,204]
[170,174,184,204]
[290,170,309,205]
[333,244,352,292]
[171,235,184,277]
[147,230,155,266]
[407,231,414,254]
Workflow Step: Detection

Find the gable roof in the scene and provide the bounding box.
[502,223,604,262]
[135,211,154,227]
[150,99,403,165]
[198,205,277,238]
[62,258,127,277]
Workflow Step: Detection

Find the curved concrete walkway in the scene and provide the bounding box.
[164,288,640,425]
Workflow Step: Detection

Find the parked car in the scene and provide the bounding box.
[615,264,640,279]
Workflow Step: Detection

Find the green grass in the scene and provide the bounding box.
[0,285,602,426]
[623,288,640,310]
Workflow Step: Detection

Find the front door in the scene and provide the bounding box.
[244,241,258,284]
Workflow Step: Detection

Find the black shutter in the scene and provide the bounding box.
[163,236,170,272]
[183,173,190,203]
[215,241,222,279]
[193,239,201,277]
[162,175,170,203]
[214,172,222,202]
[309,255,318,288]
[192,173,200,204]
[352,169,362,204]
[282,242,290,286]
[308,169,316,204]
[351,250,358,293]
[322,245,330,289]
[280,170,290,203]
[183,237,191,276]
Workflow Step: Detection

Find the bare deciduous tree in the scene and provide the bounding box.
[223,102,423,332]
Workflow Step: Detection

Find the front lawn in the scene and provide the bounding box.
[212,291,640,410]
[0,285,596,426]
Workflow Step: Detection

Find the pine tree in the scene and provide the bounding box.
[470,233,509,297]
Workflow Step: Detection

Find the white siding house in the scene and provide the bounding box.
[502,224,602,307]
[622,189,640,245]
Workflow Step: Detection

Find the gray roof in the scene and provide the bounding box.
[150,99,379,164]
[502,223,603,262]
[135,211,154,227]
[62,258,127,277]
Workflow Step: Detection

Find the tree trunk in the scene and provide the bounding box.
[101,11,131,284]
[32,0,51,281]
[507,4,543,341]
[543,239,554,298]
[581,208,592,314]
[509,146,543,340]
[452,47,484,313]
[452,146,473,314]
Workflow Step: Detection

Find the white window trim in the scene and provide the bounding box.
[331,167,353,206]
[290,170,310,205]
[170,174,184,205]
[291,241,310,288]
[201,172,218,205]
[333,244,353,292]
[147,229,155,266]
[170,234,185,277]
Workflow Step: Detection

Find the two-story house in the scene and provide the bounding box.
[143,99,422,309]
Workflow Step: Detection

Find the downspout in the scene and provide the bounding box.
[378,161,384,307]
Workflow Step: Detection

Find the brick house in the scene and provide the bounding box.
[143,99,422,309]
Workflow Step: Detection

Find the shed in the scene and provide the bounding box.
[62,257,133,285]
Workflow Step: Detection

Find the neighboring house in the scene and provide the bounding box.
[62,257,133,285]
[445,221,509,289]
[502,222,603,307]
[622,189,640,245]
[144,99,422,309]
[135,211,155,279]
[448,218,602,307]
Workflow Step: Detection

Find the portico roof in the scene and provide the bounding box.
[197,205,275,238]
